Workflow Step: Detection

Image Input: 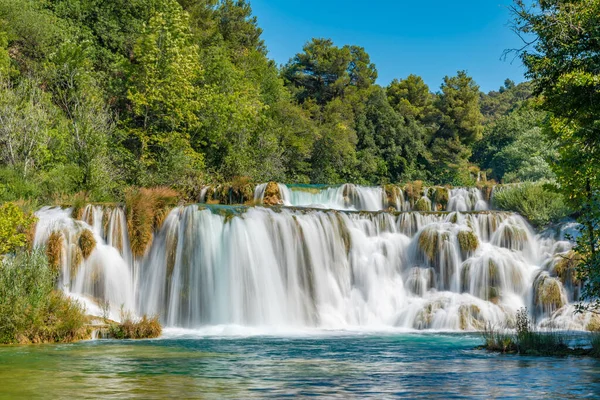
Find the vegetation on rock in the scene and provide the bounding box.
[125,187,180,257]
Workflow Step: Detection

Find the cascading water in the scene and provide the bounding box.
[33,195,592,331]
[250,183,490,212]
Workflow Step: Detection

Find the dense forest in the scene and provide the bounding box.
[0,0,556,203]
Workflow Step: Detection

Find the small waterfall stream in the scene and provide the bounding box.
[33,187,591,331]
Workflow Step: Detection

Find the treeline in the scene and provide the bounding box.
[0,0,555,203]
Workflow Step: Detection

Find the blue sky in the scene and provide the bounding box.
[249,0,528,93]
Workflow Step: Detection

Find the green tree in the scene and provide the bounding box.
[387,74,436,122]
[282,38,377,105]
[126,1,204,185]
[429,71,483,184]
[512,0,600,310]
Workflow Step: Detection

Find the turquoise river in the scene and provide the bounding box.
[1,331,599,399]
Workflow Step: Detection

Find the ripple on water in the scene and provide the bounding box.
[0,333,599,399]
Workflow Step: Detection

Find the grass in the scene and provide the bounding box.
[491,182,570,227]
[125,187,180,257]
[0,250,89,344]
[481,308,598,357]
[108,312,162,339]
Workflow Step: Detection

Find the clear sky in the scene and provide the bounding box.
[249,0,528,93]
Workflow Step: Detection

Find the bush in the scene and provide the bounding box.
[0,250,89,344]
[492,182,571,227]
[0,202,36,255]
[108,313,162,339]
[0,167,40,202]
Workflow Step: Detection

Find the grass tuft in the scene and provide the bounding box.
[125,187,180,257]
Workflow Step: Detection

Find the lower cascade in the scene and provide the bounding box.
[34,204,592,331]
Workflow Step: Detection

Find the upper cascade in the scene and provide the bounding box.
[201,182,492,212]
[33,202,591,331]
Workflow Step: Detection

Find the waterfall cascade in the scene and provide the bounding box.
[34,185,594,331]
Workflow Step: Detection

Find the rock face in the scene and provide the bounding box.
[262,182,283,206]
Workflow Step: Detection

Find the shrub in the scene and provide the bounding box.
[108,313,162,339]
[492,182,570,227]
[0,250,88,344]
[0,202,36,255]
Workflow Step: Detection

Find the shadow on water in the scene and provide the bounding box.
[0,333,599,399]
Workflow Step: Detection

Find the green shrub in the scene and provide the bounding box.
[0,168,40,202]
[0,202,36,255]
[492,182,571,227]
[0,250,89,344]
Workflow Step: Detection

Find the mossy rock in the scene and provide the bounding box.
[497,225,528,250]
[487,286,500,303]
[413,301,443,329]
[533,274,566,312]
[383,184,403,209]
[263,181,283,206]
[553,251,581,286]
[432,187,450,209]
[586,315,600,332]
[418,227,449,261]
[404,181,423,204]
[458,304,484,330]
[414,197,432,212]
[71,246,83,278]
[457,229,479,254]
[46,231,63,274]
[78,230,96,260]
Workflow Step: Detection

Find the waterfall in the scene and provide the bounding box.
[251,183,491,212]
[33,200,587,331]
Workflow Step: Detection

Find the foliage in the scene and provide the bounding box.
[492,182,570,227]
[0,250,89,344]
[0,202,36,255]
[0,0,558,199]
[511,0,600,311]
[473,107,555,182]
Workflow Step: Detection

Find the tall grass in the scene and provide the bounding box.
[125,187,180,256]
[0,250,89,344]
[482,308,569,356]
[108,309,162,339]
[492,182,570,227]
[591,334,600,358]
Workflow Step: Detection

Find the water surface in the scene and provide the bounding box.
[1,331,599,399]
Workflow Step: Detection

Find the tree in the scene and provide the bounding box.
[428,71,483,184]
[472,107,555,182]
[437,71,483,145]
[126,1,204,185]
[387,74,436,122]
[511,0,600,310]
[282,38,377,105]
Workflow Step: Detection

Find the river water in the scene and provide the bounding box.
[1,331,599,399]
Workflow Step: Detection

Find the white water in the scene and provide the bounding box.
[33,201,590,331]
[251,183,490,212]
